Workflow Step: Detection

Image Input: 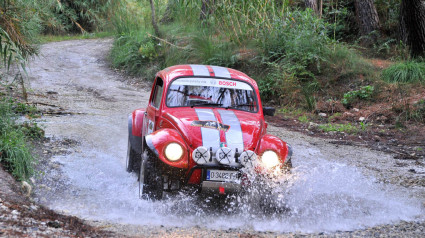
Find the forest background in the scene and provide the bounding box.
[1,0,425,180]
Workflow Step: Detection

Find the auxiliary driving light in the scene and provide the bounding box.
[216,147,234,165]
[239,150,257,168]
[192,146,210,164]
[261,150,280,169]
[164,143,184,161]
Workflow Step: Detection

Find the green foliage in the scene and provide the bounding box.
[109,0,164,78]
[342,85,375,106]
[381,61,425,84]
[12,101,38,116]
[298,115,309,123]
[318,123,359,134]
[0,98,38,181]
[191,33,238,67]
[0,0,43,71]
[110,0,373,111]
[38,0,113,34]
[259,10,329,66]
[255,9,371,110]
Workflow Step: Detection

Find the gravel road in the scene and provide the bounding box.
[14,38,425,237]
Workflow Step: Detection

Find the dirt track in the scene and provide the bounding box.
[1,38,424,237]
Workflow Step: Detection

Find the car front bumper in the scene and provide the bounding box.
[201,181,242,194]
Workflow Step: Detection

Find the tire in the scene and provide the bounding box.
[139,149,163,200]
[126,140,140,173]
[282,158,293,173]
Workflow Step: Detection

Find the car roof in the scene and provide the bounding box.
[155,65,258,88]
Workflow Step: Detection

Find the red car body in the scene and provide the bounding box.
[127,65,292,199]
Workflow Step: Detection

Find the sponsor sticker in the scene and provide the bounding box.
[172,78,252,90]
[191,120,230,132]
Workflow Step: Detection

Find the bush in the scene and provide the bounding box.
[382,61,425,84]
[110,29,163,78]
[0,98,38,181]
[342,85,375,107]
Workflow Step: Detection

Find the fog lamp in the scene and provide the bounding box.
[239,150,257,168]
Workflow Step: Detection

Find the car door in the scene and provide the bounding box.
[146,77,164,135]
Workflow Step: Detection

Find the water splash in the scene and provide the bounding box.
[35,144,423,233]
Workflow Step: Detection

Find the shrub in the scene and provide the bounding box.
[0,98,37,181]
[342,85,375,107]
[110,29,163,78]
[381,61,425,84]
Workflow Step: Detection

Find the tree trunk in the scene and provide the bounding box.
[354,0,380,45]
[399,1,408,44]
[149,0,161,37]
[305,0,319,15]
[401,0,425,58]
[318,0,323,18]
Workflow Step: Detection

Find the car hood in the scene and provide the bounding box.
[161,108,264,152]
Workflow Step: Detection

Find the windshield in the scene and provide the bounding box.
[166,77,258,112]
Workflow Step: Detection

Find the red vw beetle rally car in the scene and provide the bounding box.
[127,65,292,199]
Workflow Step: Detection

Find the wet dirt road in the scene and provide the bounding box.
[28,39,425,237]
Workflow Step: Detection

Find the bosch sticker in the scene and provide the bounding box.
[172,78,252,90]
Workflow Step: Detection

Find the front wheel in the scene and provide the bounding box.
[139,150,163,200]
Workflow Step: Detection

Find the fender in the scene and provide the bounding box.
[128,109,146,154]
[257,134,289,164]
[145,128,189,169]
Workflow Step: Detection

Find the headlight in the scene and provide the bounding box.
[261,150,280,169]
[164,143,184,161]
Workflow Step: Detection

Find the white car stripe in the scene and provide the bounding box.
[219,110,244,152]
[195,109,220,152]
[211,66,231,78]
[190,65,210,76]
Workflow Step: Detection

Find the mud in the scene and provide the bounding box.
[1,38,424,237]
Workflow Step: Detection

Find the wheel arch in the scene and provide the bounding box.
[145,128,189,169]
[128,109,146,154]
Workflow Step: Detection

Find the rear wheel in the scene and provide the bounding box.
[139,149,163,200]
[126,140,140,172]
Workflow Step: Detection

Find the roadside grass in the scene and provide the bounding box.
[382,61,425,84]
[0,97,42,181]
[39,31,114,43]
[318,123,360,134]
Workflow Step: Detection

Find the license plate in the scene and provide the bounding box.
[206,170,240,183]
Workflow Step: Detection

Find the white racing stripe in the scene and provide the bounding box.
[195,109,220,152]
[211,66,231,78]
[219,110,244,152]
[190,65,210,76]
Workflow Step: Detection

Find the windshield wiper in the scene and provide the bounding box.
[226,104,253,110]
[191,102,223,108]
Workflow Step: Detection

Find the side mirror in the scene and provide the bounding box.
[263,107,275,116]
